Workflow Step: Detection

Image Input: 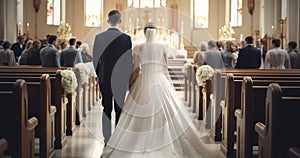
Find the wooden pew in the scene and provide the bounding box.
[0,74,57,157]
[0,138,8,157]
[289,148,300,158]
[0,68,70,148]
[255,84,300,158]
[235,77,300,158]
[219,71,300,157]
[0,80,38,158]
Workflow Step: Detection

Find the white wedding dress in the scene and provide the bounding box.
[102,29,211,158]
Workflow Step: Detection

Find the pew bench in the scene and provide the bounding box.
[0,74,56,158]
[235,77,300,158]
[255,84,300,158]
[0,71,68,149]
[218,71,300,157]
[0,80,38,158]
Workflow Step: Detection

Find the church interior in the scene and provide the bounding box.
[0,0,300,158]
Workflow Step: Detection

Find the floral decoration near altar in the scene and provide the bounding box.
[57,22,72,38]
[196,65,214,86]
[218,23,236,41]
[61,70,78,93]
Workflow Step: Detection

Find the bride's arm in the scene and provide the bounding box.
[129,54,140,87]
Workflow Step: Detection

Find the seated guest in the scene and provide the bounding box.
[236,36,261,69]
[287,41,300,69]
[19,40,41,65]
[0,41,16,66]
[265,39,291,69]
[203,40,224,68]
[11,35,25,62]
[79,43,93,63]
[40,35,60,67]
[60,38,82,67]
[193,41,207,66]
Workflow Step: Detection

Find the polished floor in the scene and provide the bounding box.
[53,92,226,158]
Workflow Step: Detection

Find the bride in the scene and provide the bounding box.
[101,24,211,158]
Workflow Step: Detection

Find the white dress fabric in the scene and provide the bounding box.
[102,29,210,158]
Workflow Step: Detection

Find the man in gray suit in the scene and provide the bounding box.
[40,35,60,67]
[60,38,82,67]
[204,40,224,68]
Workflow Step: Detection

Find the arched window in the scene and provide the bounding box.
[128,0,166,8]
[230,0,243,27]
[194,0,209,28]
[85,0,102,27]
[47,0,61,25]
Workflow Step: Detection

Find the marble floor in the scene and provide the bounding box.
[53,92,226,158]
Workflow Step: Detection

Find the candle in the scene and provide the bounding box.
[271,25,274,37]
[18,22,21,34]
[181,21,184,34]
[240,34,243,42]
[26,23,29,33]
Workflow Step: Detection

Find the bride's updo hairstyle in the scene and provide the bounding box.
[143,22,156,35]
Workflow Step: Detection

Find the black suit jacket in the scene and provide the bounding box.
[93,28,133,86]
[236,45,261,69]
[11,42,25,61]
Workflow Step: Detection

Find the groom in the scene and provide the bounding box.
[93,10,133,144]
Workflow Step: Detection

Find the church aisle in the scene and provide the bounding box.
[55,93,226,158]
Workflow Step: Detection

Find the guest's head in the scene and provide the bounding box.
[216,41,224,51]
[25,40,33,49]
[2,41,12,50]
[69,38,76,46]
[108,10,121,26]
[60,41,67,50]
[76,41,82,49]
[143,22,156,35]
[272,39,281,48]
[245,36,254,45]
[48,35,57,45]
[32,40,41,49]
[79,43,90,53]
[240,41,246,48]
[207,40,217,50]
[288,41,297,52]
[17,35,25,44]
[199,41,207,52]
[225,41,236,53]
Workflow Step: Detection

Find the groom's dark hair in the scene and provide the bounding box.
[108,10,121,25]
[144,23,156,34]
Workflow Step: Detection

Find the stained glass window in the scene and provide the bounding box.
[85,0,102,27]
[194,0,209,28]
[47,0,61,25]
[230,0,243,27]
[128,0,166,8]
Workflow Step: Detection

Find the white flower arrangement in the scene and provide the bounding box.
[196,65,214,86]
[74,63,90,84]
[85,62,97,77]
[61,70,78,93]
[182,62,192,77]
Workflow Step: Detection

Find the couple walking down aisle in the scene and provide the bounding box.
[94,10,211,158]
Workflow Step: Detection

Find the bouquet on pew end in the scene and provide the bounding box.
[61,70,78,93]
[196,65,214,86]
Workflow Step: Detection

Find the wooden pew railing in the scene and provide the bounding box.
[255,84,300,158]
[0,80,38,158]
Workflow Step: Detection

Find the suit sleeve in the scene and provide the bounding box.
[60,52,64,66]
[55,50,61,67]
